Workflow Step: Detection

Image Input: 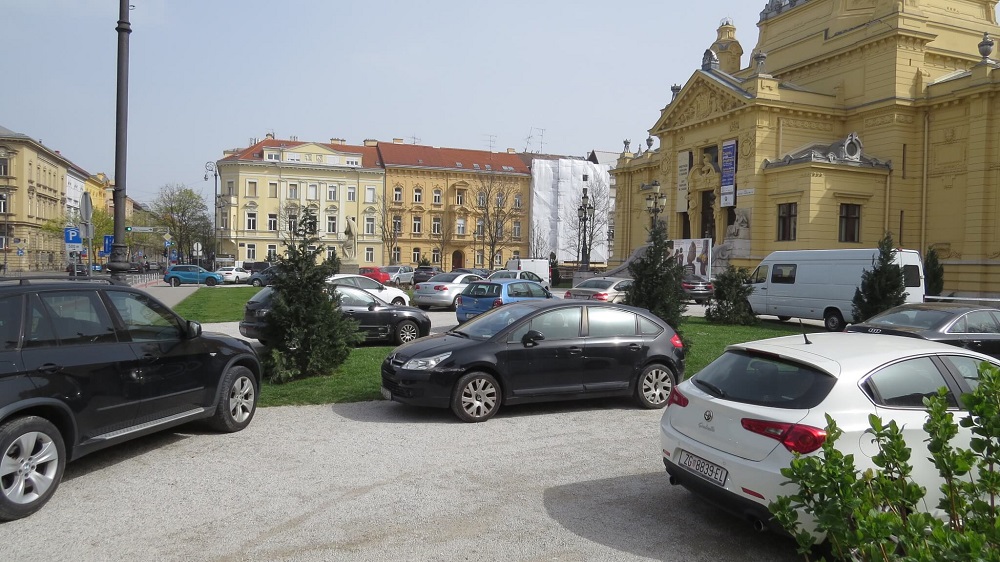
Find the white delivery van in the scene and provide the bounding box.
[746,248,924,331]
[505,258,551,289]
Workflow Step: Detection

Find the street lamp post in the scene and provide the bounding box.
[577,185,595,272]
[109,0,132,282]
[0,188,8,274]
[205,161,219,264]
[643,180,668,231]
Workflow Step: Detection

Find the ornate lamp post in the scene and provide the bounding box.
[0,188,8,274]
[577,186,595,272]
[643,180,668,230]
[205,161,219,262]
[109,0,133,282]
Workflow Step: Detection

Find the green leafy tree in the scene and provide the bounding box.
[704,266,758,325]
[261,209,362,383]
[418,255,431,267]
[925,247,945,297]
[148,184,210,263]
[625,221,686,333]
[851,232,906,323]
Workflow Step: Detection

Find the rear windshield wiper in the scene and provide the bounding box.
[694,379,727,398]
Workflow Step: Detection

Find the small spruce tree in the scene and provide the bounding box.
[262,209,362,383]
[851,232,907,323]
[418,256,431,267]
[625,221,686,334]
[705,266,758,325]
[925,246,944,297]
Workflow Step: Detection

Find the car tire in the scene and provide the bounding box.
[206,277,218,287]
[417,305,431,311]
[824,309,846,332]
[0,416,66,522]
[170,277,180,287]
[207,366,258,433]
[251,279,263,287]
[395,320,420,344]
[451,372,501,423]
[635,363,675,409]
[392,297,405,306]
[777,316,792,322]
[450,296,460,311]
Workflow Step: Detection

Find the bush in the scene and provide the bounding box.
[625,221,686,334]
[851,232,906,323]
[925,247,944,297]
[771,361,1000,561]
[704,266,758,325]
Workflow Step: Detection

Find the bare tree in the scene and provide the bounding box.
[149,184,210,264]
[562,175,611,265]
[375,194,401,264]
[430,204,456,268]
[474,172,522,268]
[528,220,550,259]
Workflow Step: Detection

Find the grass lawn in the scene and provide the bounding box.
[172,287,261,322]
[679,316,821,376]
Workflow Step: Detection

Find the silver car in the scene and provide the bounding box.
[563,277,632,303]
[413,272,483,310]
[383,265,414,287]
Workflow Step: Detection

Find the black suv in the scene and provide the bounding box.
[0,277,262,521]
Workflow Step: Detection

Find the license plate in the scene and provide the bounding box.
[380,386,391,400]
[678,450,728,486]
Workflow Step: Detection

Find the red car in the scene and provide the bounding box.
[359,266,391,284]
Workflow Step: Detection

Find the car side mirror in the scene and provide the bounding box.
[544,289,553,298]
[368,302,377,311]
[186,320,202,339]
[521,329,545,347]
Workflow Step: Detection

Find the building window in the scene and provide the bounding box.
[840,204,861,243]
[431,248,441,263]
[327,215,337,234]
[392,215,402,234]
[226,180,234,196]
[393,186,403,202]
[289,183,298,199]
[512,221,521,238]
[365,186,376,203]
[456,218,466,235]
[0,193,7,214]
[413,188,423,203]
[246,244,257,260]
[327,248,337,260]
[0,157,9,176]
[494,251,503,266]
[246,212,257,230]
[246,181,257,197]
[221,216,228,229]
[412,248,421,263]
[327,184,338,200]
[433,189,442,204]
[412,216,422,234]
[777,203,797,241]
[477,191,486,207]
[267,245,277,260]
[512,250,521,260]
[364,216,376,235]
[496,193,505,207]
[475,251,484,266]
[268,214,277,231]
[268,182,278,198]
[514,193,522,208]
[365,247,374,262]
[347,186,356,202]
[288,214,298,233]
[392,246,401,263]
[475,219,484,237]
[456,190,465,205]
[432,217,441,234]
[266,152,279,161]
[495,223,504,239]
[308,183,318,200]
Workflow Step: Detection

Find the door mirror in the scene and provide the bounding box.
[544,289,553,298]
[368,301,377,311]
[186,320,202,339]
[521,329,545,347]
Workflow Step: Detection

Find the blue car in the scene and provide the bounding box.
[163,264,224,287]
[455,279,552,323]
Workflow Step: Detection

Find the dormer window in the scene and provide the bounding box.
[265,152,280,161]
[286,153,301,163]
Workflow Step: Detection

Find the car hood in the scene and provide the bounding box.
[391,332,480,361]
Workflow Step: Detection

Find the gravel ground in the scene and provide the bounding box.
[0,400,800,561]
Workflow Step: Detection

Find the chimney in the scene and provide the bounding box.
[393,138,404,144]
[265,132,275,139]
[364,139,378,147]
[506,148,516,154]
[330,138,346,145]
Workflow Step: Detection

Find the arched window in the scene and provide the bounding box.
[393,186,403,202]
[413,188,423,203]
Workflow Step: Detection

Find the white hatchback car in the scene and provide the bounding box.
[216,266,250,284]
[327,273,410,306]
[660,332,999,538]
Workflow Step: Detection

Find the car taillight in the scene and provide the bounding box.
[682,283,694,289]
[564,291,572,299]
[741,419,827,454]
[593,292,608,301]
[706,284,713,290]
[455,296,462,306]
[667,387,688,408]
[492,298,503,308]
[434,285,448,291]
[670,334,683,348]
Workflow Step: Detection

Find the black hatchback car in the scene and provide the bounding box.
[381,300,685,422]
[846,302,1000,359]
[0,277,262,521]
[239,285,431,345]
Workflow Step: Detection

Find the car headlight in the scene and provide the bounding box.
[402,352,452,370]
[255,308,270,317]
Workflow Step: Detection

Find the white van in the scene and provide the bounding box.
[505,258,551,289]
[747,248,924,331]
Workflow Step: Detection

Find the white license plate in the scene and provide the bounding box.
[678,450,728,486]
[380,386,391,400]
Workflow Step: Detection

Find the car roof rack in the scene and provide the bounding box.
[0,276,131,286]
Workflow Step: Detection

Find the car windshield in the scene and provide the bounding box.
[452,303,536,340]
[577,279,615,290]
[462,282,502,297]
[249,287,273,304]
[428,273,461,283]
[691,350,836,409]
[490,271,515,279]
[866,308,953,329]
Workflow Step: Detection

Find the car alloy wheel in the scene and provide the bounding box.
[396,320,419,344]
[170,277,180,287]
[206,277,218,287]
[0,416,66,521]
[392,297,405,306]
[208,366,258,432]
[451,372,500,422]
[252,279,262,287]
[636,364,674,409]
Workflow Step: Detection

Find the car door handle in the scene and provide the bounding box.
[628,343,642,351]
[36,364,62,374]
[567,346,582,355]
[141,353,157,363]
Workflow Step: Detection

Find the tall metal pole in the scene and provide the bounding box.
[205,161,218,264]
[109,0,131,282]
[1,190,8,274]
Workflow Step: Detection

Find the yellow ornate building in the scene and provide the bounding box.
[613,0,1000,296]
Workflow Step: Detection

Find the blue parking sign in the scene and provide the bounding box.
[64,227,82,244]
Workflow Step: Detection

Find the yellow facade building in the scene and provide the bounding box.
[613,0,1000,296]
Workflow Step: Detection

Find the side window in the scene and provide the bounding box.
[524,271,541,282]
[508,283,530,298]
[961,311,1000,334]
[942,355,992,391]
[616,280,633,292]
[750,266,768,284]
[639,315,662,335]
[338,277,358,288]
[863,357,957,408]
[105,291,182,342]
[771,264,796,284]
[25,296,58,348]
[530,308,582,341]
[526,283,547,298]
[356,277,380,290]
[0,295,23,350]
[902,264,920,288]
[587,307,637,338]
[38,291,118,345]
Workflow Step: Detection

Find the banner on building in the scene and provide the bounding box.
[720,139,736,208]
[665,237,712,277]
[676,151,690,211]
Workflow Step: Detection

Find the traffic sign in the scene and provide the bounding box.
[81,193,94,222]
[103,235,114,255]
[64,227,83,252]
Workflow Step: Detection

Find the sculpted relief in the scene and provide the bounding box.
[671,84,746,128]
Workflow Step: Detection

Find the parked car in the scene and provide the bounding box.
[359,266,391,285]
[659,332,1000,539]
[328,273,409,306]
[413,272,483,310]
[452,267,491,278]
[216,266,250,284]
[488,269,548,289]
[455,279,552,324]
[413,266,444,284]
[239,285,430,345]
[247,266,280,287]
[163,265,224,287]
[846,302,1000,359]
[564,277,632,303]
[505,258,552,288]
[242,261,274,275]
[383,265,415,287]
[681,274,714,304]
[91,263,103,272]
[127,262,143,273]
[66,263,89,276]
[381,300,685,422]
[0,276,262,521]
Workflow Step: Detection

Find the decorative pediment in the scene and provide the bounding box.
[762,133,892,171]
[652,74,750,133]
[325,204,339,213]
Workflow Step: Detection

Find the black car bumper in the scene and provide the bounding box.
[380,361,455,409]
[239,321,264,340]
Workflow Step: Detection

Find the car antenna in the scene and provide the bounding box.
[799,320,812,344]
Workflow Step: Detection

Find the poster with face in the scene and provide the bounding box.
[665,237,712,277]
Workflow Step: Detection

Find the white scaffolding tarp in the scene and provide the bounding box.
[530,158,612,264]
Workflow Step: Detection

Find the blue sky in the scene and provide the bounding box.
[4,1,770,203]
